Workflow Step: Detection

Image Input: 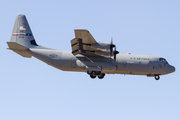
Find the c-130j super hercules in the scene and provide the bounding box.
[7,15,175,80]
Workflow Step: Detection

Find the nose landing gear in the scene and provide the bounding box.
[154,75,160,80]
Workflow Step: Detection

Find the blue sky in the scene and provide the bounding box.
[1,0,179,120]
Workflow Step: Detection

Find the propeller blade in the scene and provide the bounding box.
[113,46,119,60]
[110,37,115,56]
[111,37,113,45]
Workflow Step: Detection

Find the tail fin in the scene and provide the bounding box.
[9,14,38,48]
[7,14,38,57]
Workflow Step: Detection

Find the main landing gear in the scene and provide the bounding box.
[88,71,105,79]
[154,75,160,80]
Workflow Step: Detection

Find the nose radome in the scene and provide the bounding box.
[169,65,175,73]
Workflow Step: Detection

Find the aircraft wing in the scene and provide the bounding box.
[74,29,97,44]
[71,29,114,58]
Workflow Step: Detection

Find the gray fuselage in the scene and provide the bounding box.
[29,47,175,76]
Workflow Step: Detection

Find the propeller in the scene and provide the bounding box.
[113,46,119,60]
[110,37,115,56]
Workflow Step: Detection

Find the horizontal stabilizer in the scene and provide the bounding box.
[7,42,32,58]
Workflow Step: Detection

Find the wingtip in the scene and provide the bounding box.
[17,14,26,18]
[74,29,88,31]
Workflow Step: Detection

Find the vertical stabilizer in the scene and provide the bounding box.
[10,14,38,48]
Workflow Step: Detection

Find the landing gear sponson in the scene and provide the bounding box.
[87,71,105,79]
[88,72,161,80]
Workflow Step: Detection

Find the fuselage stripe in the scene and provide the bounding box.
[12,33,32,36]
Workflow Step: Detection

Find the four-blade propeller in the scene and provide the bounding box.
[109,37,119,60]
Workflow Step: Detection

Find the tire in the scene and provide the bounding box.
[154,75,160,80]
[98,73,105,79]
[90,74,96,79]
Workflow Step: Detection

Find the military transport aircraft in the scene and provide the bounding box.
[7,15,175,80]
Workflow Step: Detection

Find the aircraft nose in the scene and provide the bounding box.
[168,65,175,73]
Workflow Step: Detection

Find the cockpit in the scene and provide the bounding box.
[159,58,166,62]
[159,58,169,66]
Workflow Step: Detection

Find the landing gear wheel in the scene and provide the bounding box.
[154,75,160,80]
[90,73,96,79]
[98,73,105,79]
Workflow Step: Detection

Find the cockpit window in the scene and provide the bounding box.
[159,58,166,62]
[159,58,169,66]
